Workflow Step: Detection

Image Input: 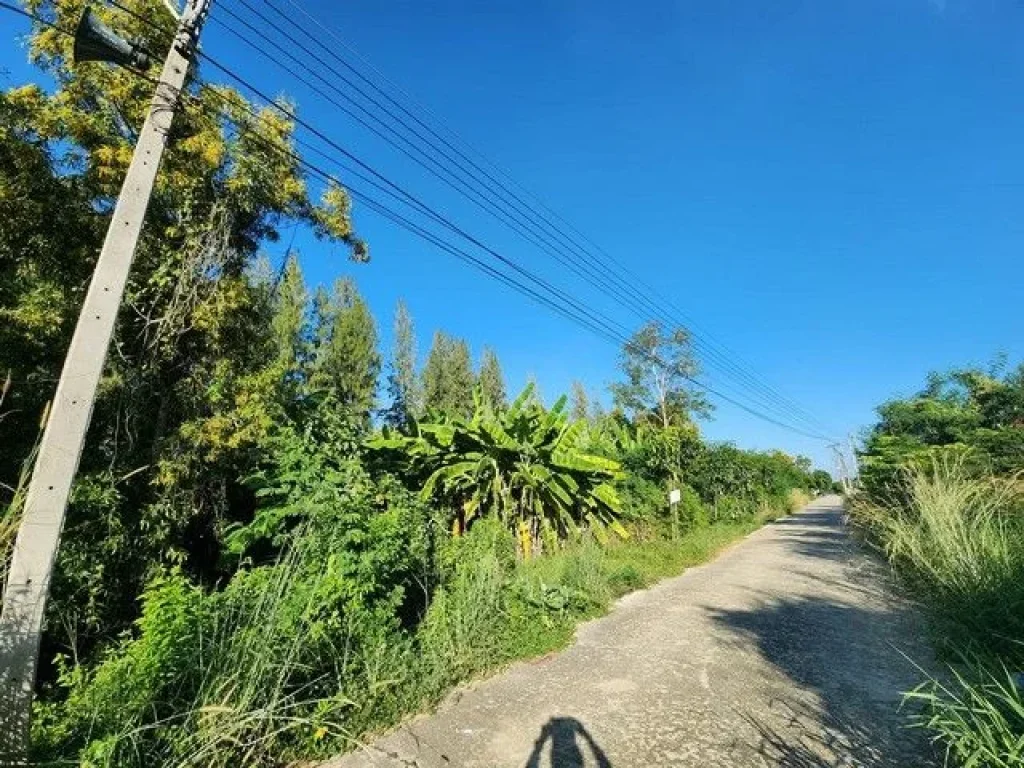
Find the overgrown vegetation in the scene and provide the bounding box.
[1,2,826,764]
[850,362,1024,767]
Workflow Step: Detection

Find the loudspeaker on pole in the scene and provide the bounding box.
[73,7,151,70]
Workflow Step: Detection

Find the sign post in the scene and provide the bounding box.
[669,488,681,540]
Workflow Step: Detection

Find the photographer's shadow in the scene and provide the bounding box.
[525,716,612,768]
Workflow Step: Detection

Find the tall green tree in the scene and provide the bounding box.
[383,299,420,429]
[271,254,308,378]
[311,277,380,425]
[859,362,1024,498]
[0,0,366,705]
[422,331,474,417]
[570,380,590,423]
[477,346,507,413]
[610,321,711,428]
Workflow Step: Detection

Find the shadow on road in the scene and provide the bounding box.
[768,510,854,563]
[741,696,901,768]
[524,717,612,768]
[710,596,936,767]
[701,500,941,766]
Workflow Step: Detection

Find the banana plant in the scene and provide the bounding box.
[368,383,625,554]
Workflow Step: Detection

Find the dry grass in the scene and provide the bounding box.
[786,488,812,514]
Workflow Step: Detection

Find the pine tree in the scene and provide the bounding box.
[311,277,380,425]
[477,346,507,413]
[570,380,590,423]
[422,331,475,417]
[384,299,420,428]
[450,338,474,416]
[271,254,308,377]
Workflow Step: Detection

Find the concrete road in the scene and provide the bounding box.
[326,497,937,768]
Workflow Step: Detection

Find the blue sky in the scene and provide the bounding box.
[4,0,1023,469]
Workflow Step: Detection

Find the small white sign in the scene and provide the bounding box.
[669,489,681,504]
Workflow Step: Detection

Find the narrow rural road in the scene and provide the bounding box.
[327,497,937,768]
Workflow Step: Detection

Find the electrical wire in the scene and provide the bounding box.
[239,0,840,438]
[0,0,840,441]
[97,0,838,438]
[183,77,838,442]
[209,2,652,322]
[209,0,839,438]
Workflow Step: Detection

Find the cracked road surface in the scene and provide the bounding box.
[324,496,937,768]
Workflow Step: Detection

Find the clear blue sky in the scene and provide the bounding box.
[4,0,1023,470]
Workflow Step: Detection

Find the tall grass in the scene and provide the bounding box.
[905,652,1024,768]
[864,459,1024,654]
[852,458,1024,766]
[165,532,353,767]
[36,526,365,767]
[1,397,49,592]
[786,488,812,514]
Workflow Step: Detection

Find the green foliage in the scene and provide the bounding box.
[383,299,420,429]
[33,414,435,766]
[613,472,666,523]
[476,346,507,414]
[417,518,514,685]
[905,652,1024,768]
[810,469,834,493]
[421,330,475,418]
[271,254,309,377]
[628,424,703,486]
[609,320,712,427]
[854,460,1024,658]
[1,0,373,685]
[854,362,1024,767]
[570,380,590,423]
[859,363,1024,500]
[579,406,813,533]
[369,384,625,553]
[676,484,709,529]
[309,277,380,426]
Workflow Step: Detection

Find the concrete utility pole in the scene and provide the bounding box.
[847,433,860,490]
[0,1,210,760]
[829,443,851,495]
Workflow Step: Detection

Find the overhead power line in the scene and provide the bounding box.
[5,0,839,442]
[201,0,837,438]
[100,0,837,438]
[236,0,840,439]
[179,70,838,443]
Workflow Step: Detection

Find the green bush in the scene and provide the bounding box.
[859,364,1024,501]
[368,384,625,553]
[711,494,750,522]
[676,484,709,529]
[606,563,645,593]
[419,518,514,687]
[615,472,665,523]
[31,421,437,767]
